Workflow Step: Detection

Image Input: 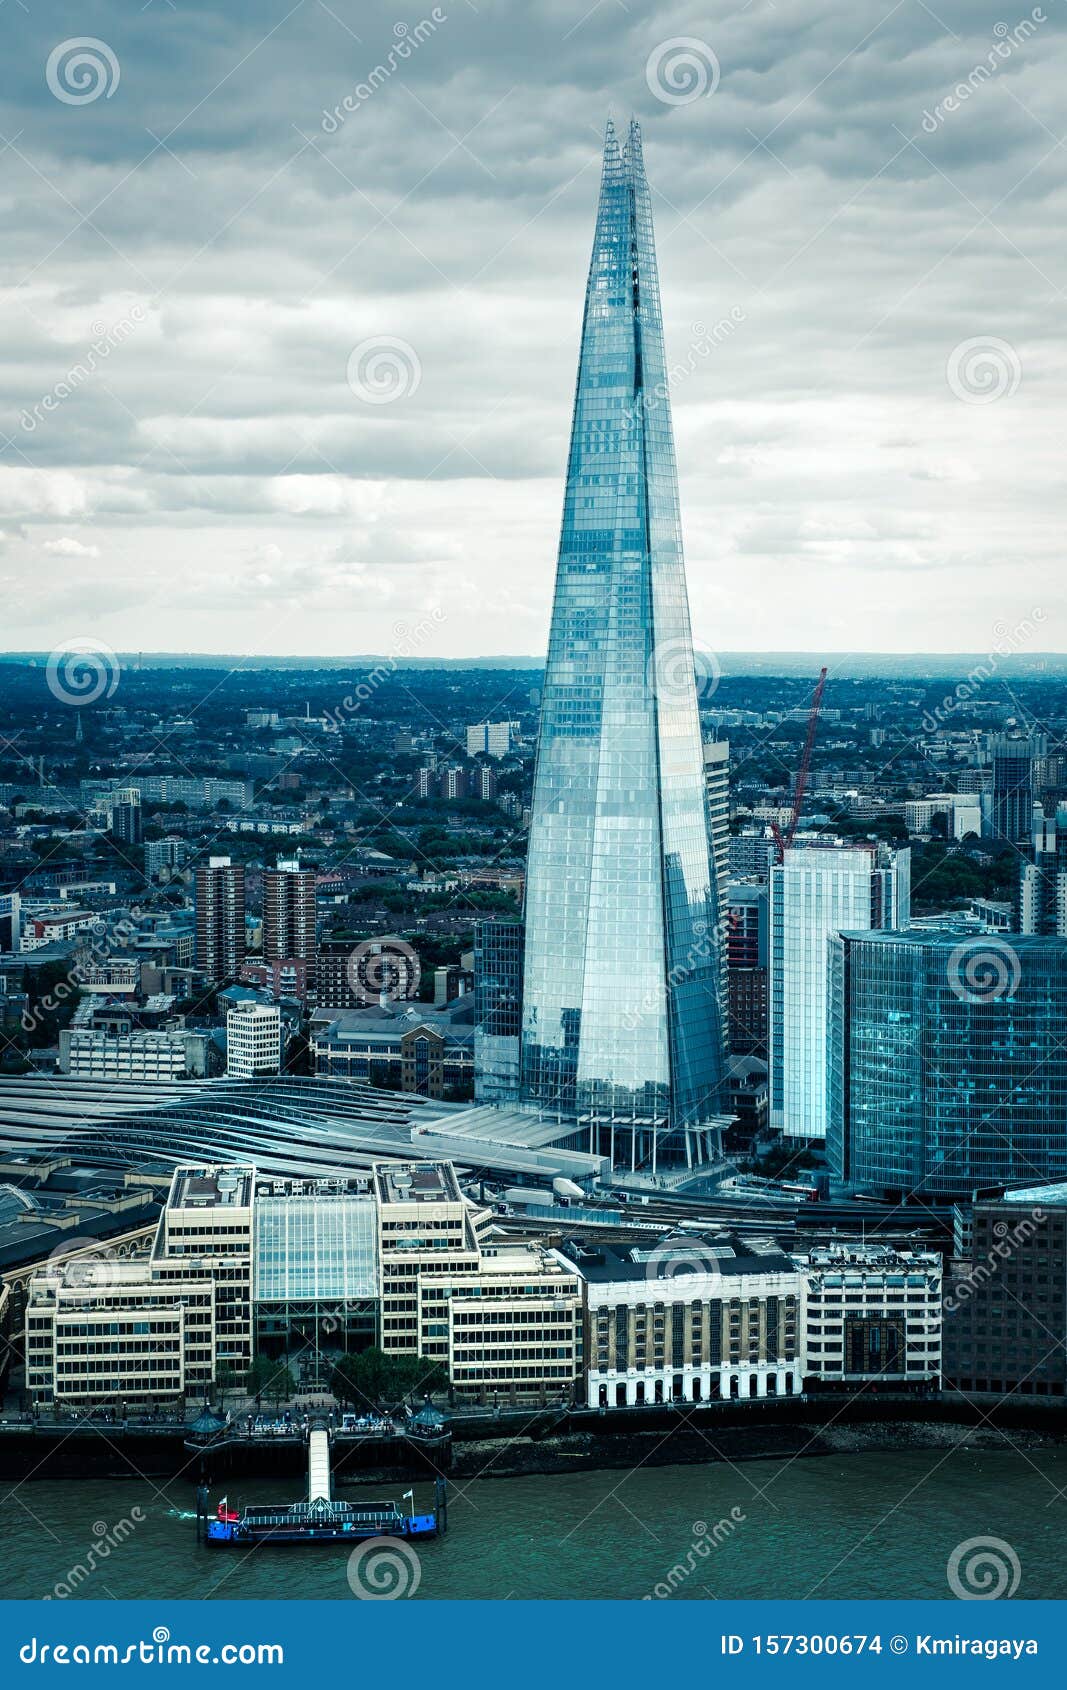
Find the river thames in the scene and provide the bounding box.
[3,1449,1066,1602]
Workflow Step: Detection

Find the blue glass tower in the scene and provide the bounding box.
[519,120,726,1171]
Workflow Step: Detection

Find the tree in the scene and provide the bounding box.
[330,1347,447,1410]
[243,1353,294,1405]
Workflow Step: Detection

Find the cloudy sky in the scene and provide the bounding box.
[1,0,1064,659]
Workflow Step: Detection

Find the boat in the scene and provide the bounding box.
[197,1425,447,1547]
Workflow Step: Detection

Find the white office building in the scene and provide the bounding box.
[769,842,909,1140]
[466,721,516,759]
[226,1002,282,1078]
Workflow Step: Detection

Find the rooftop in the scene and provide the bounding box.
[374,1160,462,1207]
[557,1231,797,1283]
[170,1164,255,1211]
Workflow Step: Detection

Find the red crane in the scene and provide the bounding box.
[771,665,829,863]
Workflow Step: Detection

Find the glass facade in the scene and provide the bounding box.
[520,120,725,1160]
[254,1194,379,1303]
[828,929,1067,1198]
[769,845,909,1140]
[474,920,524,1104]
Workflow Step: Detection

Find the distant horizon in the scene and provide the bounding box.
[3,648,1066,676]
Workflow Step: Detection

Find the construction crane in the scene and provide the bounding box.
[771,665,829,863]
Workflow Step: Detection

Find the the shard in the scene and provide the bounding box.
[519,119,727,1173]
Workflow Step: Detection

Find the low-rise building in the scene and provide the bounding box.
[312,1001,475,1100]
[556,1233,803,1408]
[798,1246,942,1390]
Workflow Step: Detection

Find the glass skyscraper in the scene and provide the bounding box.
[828,928,1067,1199]
[519,120,726,1171]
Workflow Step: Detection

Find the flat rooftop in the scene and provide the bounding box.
[374,1161,462,1206]
[558,1231,797,1283]
[170,1164,255,1210]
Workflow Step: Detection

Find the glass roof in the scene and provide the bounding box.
[255,1194,378,1302]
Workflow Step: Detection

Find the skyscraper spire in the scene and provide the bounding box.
[519,122,726,1171]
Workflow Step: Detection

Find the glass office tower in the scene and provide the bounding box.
[520,120,726,1171]
[828,928,1067,1199]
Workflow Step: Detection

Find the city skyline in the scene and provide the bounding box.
[1,2,1064,659]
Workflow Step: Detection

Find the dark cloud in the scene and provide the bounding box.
[1,0,1064,654]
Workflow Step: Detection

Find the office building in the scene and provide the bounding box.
[829,928,1067,1199]
[798,1246,941,1390]
[25,1164,254,1409]
[466,721,517,759]
[312,1000,475,1100]
[703,740,730,893]
[0,891,20,954]
[195,856,246,982]
[725,881,768,1056]
[374,1161,580,1402]
[557,1232,802,1408]
[63,1025,207,1082]
[108,787,142,847]
[473,919,524,1105]
[144,837,188,882]
[226,1001,283,1078]
[1016,807,1067,935]
[944,1183,1067,1399]
[991,732,1047,842]
[770,843,909,1140]
[902,795,982,839]
[263,859,317,965]
[520,121,726,1172]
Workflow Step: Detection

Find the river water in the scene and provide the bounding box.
[3,1450,1066,1602]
